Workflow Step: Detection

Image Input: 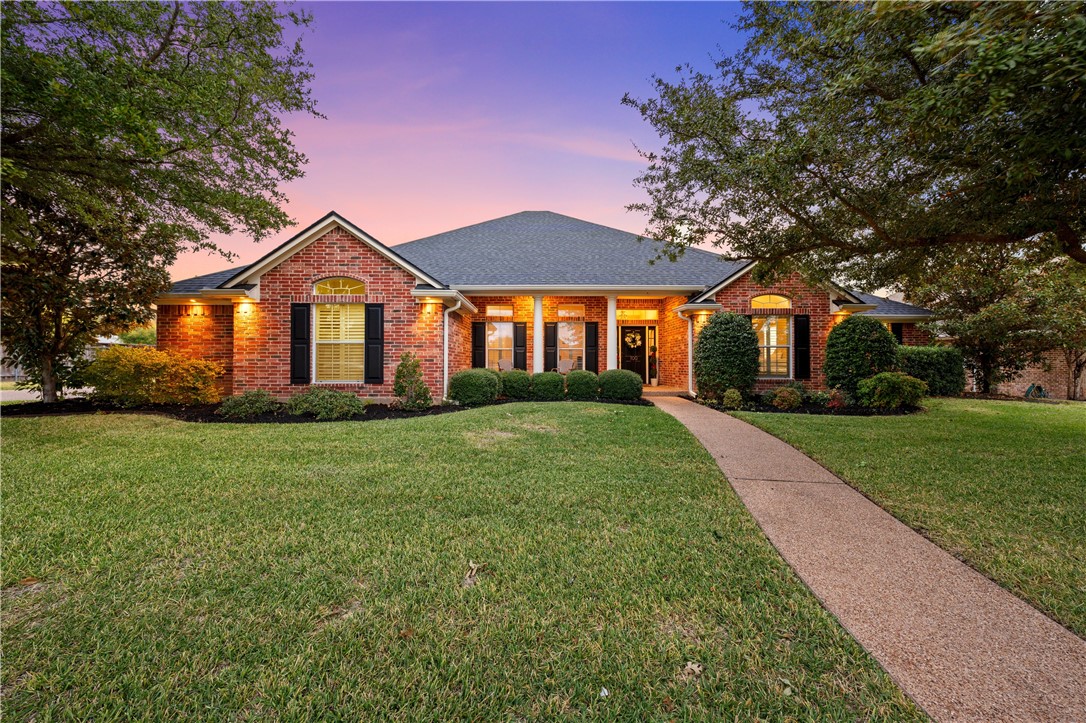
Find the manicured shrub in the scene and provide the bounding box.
[759,389,777,406]
[598,369,643,400]
[448,369,499,406]
[824,316,899,395]
[531,371,565,401]
[565,370,598,401]
[216,390,281,419]
[897,345,966,396]
[286,387,369,420]
[782,380,808,401]
[392,352,433,411]
[771,386,803,410]
[500,370,532,400]
[826,388,851,411]
[86,346,223,407]
[808,390,831,408]
[721,388,744,410]
[693,312,759,400]
[482,367,503,397]
[856,372,927,409]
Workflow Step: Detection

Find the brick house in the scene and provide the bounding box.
[156,211,933,399]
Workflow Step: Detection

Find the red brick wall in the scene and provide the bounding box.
[899,323,930,345]
[659,296,690,389]
[996,350,1085,400]
[157,304,235,394]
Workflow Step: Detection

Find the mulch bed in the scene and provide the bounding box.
[2,396,653,423]
[683,394,923,416]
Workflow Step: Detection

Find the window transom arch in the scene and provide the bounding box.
[750,294,791,309]
[314,277,366,296]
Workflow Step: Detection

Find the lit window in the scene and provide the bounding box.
[557,304,586,370]
[487,304,513,318]
[315,278,365,295]
[751,295,791,377]
[617,309,659,321]
[486,321,513,370]
[314,302,365,382]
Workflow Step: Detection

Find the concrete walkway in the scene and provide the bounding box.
[653,396,1086,723]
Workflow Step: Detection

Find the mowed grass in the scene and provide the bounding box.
[736,398,1086,637]
[1,404,921,720]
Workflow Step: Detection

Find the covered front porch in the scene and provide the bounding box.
[454,291,707,390]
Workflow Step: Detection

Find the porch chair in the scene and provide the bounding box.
[498,359,513,372]
[557,359,575,374]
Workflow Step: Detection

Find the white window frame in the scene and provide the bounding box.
[486,320,514,371]
[556,304,586,371]
[753,315,792,379]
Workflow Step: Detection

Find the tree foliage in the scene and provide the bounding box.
[1,1,320,400]
[625,1,1086,287]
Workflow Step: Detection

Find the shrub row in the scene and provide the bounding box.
[216,387,371,420]
[447,368,643,406]
[896,345,965,396]
[86,346,224,407]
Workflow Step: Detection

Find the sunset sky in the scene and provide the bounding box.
[173,1,745,280]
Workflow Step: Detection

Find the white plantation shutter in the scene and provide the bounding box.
[314,303,365,381]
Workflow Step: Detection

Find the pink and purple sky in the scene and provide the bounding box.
[174,2,744,280]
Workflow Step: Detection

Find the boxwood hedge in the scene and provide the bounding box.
[565,370,598,401]
[693,312,759,400]
[598,369,643,400]
[448,369,499,406]
[897,345,965,396]
[824,316,898,395]
[530,371,565,401]
[500,369,531,399]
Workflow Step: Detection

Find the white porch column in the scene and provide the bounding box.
[532,295,544,373]
[606,295,618,370]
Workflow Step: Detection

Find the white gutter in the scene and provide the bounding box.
[676,308,695,396]
[442,299,462,400]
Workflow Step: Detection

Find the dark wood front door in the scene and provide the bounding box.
[620,326,647,381]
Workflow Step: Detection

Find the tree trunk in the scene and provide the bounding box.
[40,353,58,403]
[1066,349,1086,401]
[977,358,994,394]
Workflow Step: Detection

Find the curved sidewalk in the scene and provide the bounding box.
[653,396,1086,723]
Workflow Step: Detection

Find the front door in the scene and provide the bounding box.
[620,326,647,381]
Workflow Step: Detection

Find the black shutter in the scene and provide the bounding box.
[290,304,311,385]
[891,323,904,344]
[794,314,811,380]
[472,321,486,368]
[544,322,557,372]
[364,303,384,384]
[584,322,599,373]
[513,322,527,370]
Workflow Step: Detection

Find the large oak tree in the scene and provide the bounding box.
[624,1,1086,288]
[1,1,321,400]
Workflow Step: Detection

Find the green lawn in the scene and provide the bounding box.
[1,404,921,720]
[0,381,21,390]
[736,398,1086,638]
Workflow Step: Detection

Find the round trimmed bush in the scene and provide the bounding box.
[448,369,499,405]
[693,312,759,400]
[565,370,598,401]
[771,386,802,410]
[824,315,899,395]
[482,367,503,397]
[500,370,531,400]
[856,372,927,409]
[897,345,965,396]
[598,369,643,400]
[217,390,281,419]
[530,371,565,401]
[720,388,744,410]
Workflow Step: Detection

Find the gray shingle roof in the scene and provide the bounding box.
[394,211,748,288]
[852,291,933,318]
[168,265,251,294]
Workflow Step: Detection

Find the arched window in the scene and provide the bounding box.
[313,278,365,382]
[315,277,365,295]
[750,295,791,377]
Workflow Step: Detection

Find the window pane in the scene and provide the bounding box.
[558,349,584,370]
[487,304,513,318]
[314,278,365,295]
[767,347,790,376]
[558,304,585,319]
[315,343,364,381]
[751,294,791,309]
[558,321,584,348]
[316,304,365,342]
[486,321,513,349]
[487,349,512,369]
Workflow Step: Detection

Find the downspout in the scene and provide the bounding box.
[443,299,462,400]
[676,309,694,396]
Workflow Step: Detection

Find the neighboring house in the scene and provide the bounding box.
[156,211,933,399]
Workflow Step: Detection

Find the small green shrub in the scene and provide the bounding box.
[531,371,565,401]
[392,352,433,411]
[856,372,927,409]
[808,390,831,407]
[721,388,744,410]
[500,370,532,400]
[897,345,966,396]
[782,380,808,401]
[448,369,499,406]
[759,389,777,406]
[824,316,899,395]
[565,370,598,401]
[86,346,223,407]
[286,387,369,420]
[482,367,503,397]
[827,388,851,411]
[216,390,281,419]
[598,369,643,400]
[771,386,803,410]
[693,312,760,399]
